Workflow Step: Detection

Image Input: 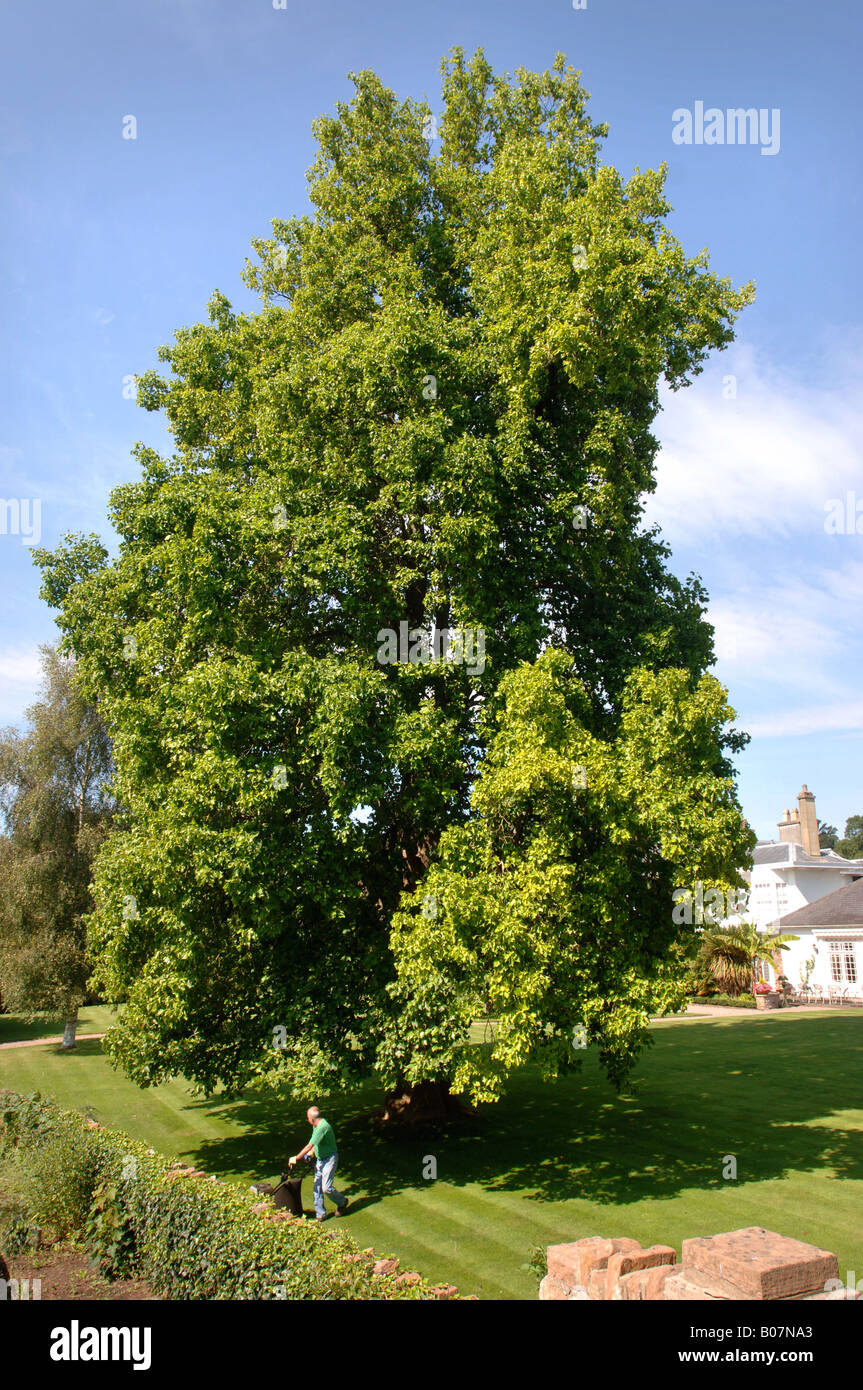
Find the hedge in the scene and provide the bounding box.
[686,993,756,1008]
[0,1090,452,1300]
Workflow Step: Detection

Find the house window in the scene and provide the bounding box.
[829,940,858,984]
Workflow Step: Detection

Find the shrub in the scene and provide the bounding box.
[687,992,755,1009]
[86,1179,138,1279]
[2,1210,42,1255]
[1,1090,118,1236]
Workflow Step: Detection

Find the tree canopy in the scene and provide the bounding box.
[34,49,754,1100]
[836,816,863,860]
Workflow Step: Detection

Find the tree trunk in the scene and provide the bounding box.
[381,1079,474,1126]
[60,1011,78,1050]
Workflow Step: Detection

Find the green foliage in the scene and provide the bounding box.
[799,954,816,989]
[836,815,863,860]
[86,1179,137,1279]
[379,651,754,1099]
[0,1143,38,1253]
[0,1091,116,1237]
[34,49,752,1101]
[0,1090,442,1299]
[525,1243,548,1284]
[687,992,755,1008]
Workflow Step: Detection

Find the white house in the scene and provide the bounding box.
[777,877,863,1000]
[737,785,863,994]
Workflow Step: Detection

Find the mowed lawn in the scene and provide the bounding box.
[2,1009,862,1300]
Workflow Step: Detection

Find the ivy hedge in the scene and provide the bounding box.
[0,1090,447,1300]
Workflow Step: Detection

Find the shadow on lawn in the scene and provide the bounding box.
[0,1010,108,1046]
[184,1014,863,1208]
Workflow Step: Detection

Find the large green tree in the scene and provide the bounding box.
[35,50,753,1103]
[0,647,113,1048]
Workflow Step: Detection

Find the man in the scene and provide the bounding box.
[289,1106,348,1221]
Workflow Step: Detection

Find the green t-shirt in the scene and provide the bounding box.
[310,1118,337,1160]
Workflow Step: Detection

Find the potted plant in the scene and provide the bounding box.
[754,979,782,1010]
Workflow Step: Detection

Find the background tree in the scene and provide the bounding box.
[0,647,113,1048]
[836,815,863,860]
[35,49,753,1103]
[818,820,838,850]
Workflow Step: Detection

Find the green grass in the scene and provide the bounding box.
[0,1006,118,1046]
[1,1011,861,1300]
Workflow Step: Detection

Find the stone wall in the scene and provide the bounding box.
[539,1227,860,1301]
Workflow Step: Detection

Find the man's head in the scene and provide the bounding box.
[306,1106,321,1126]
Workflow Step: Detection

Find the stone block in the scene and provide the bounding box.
[606,1243,676,1297]
[662,1272,724,1301]
[644,1262,685,1300]
[614,1269,648,1301]
[615,1261,682,1301]
[548,1235,641,1289]
[682,1227,839,1300]
[539,1274,572,1301]
[546,1237,598,1286]
[800,1286,861,1301]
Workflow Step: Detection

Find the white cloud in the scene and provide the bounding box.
[710,600,843,697]
[642,338,863,738]
[709,563,863,734]
[644,342,863,543]
[745,701,863,738]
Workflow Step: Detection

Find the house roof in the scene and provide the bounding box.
[778,876,863,929]
[752,841,863,871]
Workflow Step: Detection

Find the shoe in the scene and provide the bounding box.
[316,1214,328,1222]
[337,1201,349,1216]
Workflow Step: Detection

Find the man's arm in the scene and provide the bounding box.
[288,1137,315,1165]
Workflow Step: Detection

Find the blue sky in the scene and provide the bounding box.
[1,0,861,841]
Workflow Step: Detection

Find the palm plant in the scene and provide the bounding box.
[690,923,798,997]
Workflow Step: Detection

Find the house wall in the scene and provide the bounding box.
[746,865,850,930]
[769,929,816,989]
[729,862,861,990]
[760,927,862,992]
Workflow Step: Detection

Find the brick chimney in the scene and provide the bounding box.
[778,808,802,845]
[797,785,820,856]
